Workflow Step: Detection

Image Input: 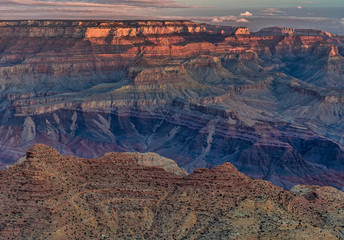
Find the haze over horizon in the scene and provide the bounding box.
[1,0,344,34]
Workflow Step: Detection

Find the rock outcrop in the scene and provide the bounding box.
[255,26,295,36]
[124,152,188,176]
[0,144,343,239]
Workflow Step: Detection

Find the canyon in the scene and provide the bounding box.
[0,144,343,239]
[0,20,344,190]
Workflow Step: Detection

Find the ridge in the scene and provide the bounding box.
[0,145,343,239]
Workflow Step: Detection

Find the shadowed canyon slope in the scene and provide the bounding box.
[0,20,344,189]
[0,144,343,239]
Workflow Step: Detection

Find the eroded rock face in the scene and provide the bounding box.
[0,144,343,239]
[0,20,344,190]
[125,152,188,176]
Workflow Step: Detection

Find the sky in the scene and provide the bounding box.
[1,0,344,34]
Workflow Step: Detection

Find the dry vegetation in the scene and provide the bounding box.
[0,144,343,239]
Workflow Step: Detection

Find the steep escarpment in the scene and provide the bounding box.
[0,20,206,38]
[0,20,344,190]
[2,106,343,190]
[0,145,343,239]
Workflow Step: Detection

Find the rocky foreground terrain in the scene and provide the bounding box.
[0,144,343,239]
[0,20,344,189]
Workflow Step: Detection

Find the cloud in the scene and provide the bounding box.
[211,11,255,23]
[240,11,252,17]
[236,19,249,23]
[0,0,203,19]
[81,0,201,8]
[1,0,200,12]
[261,8,285,16]
[297,6,303,9]
[211,15,250,24]
[212,18,223,23]
[301,1,313,4]
[279,16,328,21]
[212,16,238,23]
[158,14,344,35]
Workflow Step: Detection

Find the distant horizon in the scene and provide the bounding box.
[1,0,343,34]
[1,18,343,36]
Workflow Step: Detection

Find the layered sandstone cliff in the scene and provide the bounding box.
[0,20,343,190]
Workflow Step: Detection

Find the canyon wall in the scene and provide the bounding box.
[0,20,344,190]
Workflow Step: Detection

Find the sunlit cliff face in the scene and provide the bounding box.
[1,0,344,34]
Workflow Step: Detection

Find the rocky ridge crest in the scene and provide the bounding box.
[0,144,343,239]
